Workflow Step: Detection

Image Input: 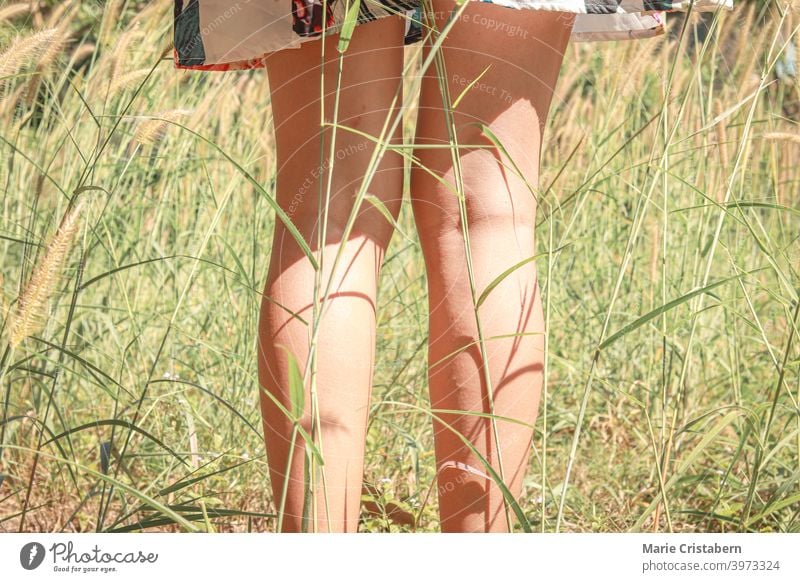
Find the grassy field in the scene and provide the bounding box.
[1,0,799,532]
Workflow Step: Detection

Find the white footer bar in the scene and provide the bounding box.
[2,533,798,581]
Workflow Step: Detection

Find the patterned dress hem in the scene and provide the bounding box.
[173,0,733,72]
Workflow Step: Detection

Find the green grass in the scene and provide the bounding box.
[0,0,798,532]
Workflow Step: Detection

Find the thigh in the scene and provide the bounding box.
[411,2,574,233]
[264,15,407,247]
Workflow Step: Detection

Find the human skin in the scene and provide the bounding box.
[258,1,574,532]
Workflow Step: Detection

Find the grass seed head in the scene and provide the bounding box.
[0,3,32,23]
[7,199,85,348]
[0,28,60,80]
[761,131,800,144]
[134,109,193,146]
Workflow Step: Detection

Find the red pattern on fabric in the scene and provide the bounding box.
[173,48,270,71]
[174,1,339,70]
[292,0,338,37]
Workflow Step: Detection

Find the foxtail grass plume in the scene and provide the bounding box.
[0,28,61,107]
[6,199,85,349]
[712,98,730,204]
[70,42,95,67]
[134,109,193,145]
[0,28,59,85]
[650,221,660,285]
[713,100,730,161]
[761,131,800,144]
[98,0,124,48]
[108,68,152,99]
[20,23,71,106]
[161,41,175,61]
[43,1,73,30]
[0,3,32,23]
[37,25,70,72]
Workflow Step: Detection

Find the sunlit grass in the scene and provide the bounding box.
[0,0,798,532]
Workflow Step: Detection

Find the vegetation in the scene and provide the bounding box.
[0,0,798,532]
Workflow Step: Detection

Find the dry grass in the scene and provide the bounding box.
[0,0,798,532]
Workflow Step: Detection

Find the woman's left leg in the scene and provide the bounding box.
[410,2,575,532]
[258,15,406,532]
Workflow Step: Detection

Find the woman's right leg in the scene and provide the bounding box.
[258,15,406,532]
[409,1,573,531]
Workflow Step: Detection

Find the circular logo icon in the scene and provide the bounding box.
[20,542,46,570]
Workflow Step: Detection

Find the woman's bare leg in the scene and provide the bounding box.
[258,15,406,532]
[410,2,574,532]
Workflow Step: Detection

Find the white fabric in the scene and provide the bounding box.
[177,0,735,68]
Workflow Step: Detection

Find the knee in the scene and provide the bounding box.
[277,156,403,251]
[410,149,537,241]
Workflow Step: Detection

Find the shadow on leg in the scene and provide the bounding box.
[410,1,574,532]
[257,15,406,532]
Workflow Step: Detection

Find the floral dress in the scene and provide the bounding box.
[173,0,734,71]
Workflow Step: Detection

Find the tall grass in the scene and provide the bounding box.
[0,0,798,532]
